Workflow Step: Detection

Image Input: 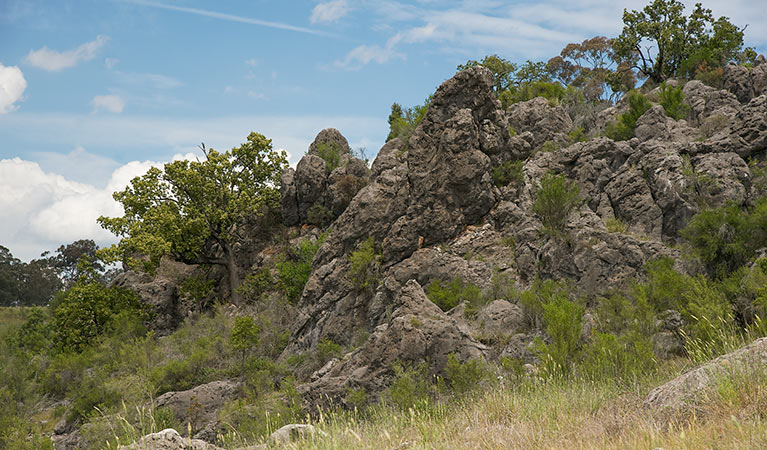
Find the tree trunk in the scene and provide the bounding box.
[223,245,243,305]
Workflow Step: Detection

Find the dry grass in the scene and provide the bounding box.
[231,360,767,450]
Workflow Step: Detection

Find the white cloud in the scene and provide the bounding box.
[0,63,26,113]
[247,91,266,100]
[25,35,109,71]
[311,0,352,24]
[0,152,199,262]
[92,94,125,113]
[335,34,405,69]
[104,57,119,69]
[244,58,259,67]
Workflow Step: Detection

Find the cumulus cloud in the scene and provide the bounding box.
[0,62,26,113]
[0,153,198,262]
[311,0,352,23]
[92,94,125,113]
[25,35,109,71]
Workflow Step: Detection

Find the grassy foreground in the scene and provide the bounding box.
[220,363,766,450]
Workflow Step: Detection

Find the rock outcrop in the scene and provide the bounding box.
[154,380,239,442]
[281,128,370,226]
[119,428,224,450]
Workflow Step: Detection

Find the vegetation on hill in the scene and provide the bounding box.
[1,0,766,448]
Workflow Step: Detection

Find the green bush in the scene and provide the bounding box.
[231,316,260,377]
[535,292,583,378]
[658,82,690,120]
[443,354,486,395]
[500,81,567,107]
[605,90,651,141]
[306,203,333,227]
[314,142,343,174]
[519,278,572,329]
[386,98,430,144]
[533,173,581,234]
[492,160,524,187]
[386,362,433,411]
[348,237,382,290]
[681,199,767,278]
[276,234,326,303]
[567,127,587,144]
[539,140,560,153]
[425,278,482,313]
[580,331,656,381]
[237,268,273,302]
[605,217,627,233]
[51,277,146,353]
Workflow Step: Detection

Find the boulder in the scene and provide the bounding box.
[118,428,224,450]
[154,380,239,442]
[294,154,327,223]
[308,127,351,156]
[269,424,326,445]
[645,337,767,409]
[476,300,524,335]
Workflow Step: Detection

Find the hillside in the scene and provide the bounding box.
[3,29,767,450]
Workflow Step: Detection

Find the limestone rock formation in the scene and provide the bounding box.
[119,428,225,450]
[507,96,573,150]
[281,129,370,226]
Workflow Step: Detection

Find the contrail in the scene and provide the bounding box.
[124,0,331,36]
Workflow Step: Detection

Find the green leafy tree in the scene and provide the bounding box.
[99,132,288,305]
[613,0,753,82]
[457,54,517,93]
[47,239,103,288]
[386,98,431,144]
[230,315,260,377]
[547,36,637,103]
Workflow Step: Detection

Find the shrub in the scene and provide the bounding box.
[533,173,581,234]
[348,237,382,290]
[539,140,560,152]
[306,203,333,227]
[580,331,656,381]
[605,90,651,141]
[699,114,729,139]
[52,277,146,353]
[605,217,627,233]
[314,142,342,174]
[386,362,433,411]
[501,81,567,106]
[443,354,486,395]
[491,160,523,187]
[386,98,430,144]
[508,125,517,137]
[567,127,587,144]
[681,199,767,278]
[658,82,691,120]
[425,278,482,313]
[535,292,583,377]
[237,268,273,302]
[276,234,326,303]
[230,316,260,377]
[519,278,572,329]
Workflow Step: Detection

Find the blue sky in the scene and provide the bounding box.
[1,0,765,261]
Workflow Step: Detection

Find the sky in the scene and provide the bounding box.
[1,0,765,262]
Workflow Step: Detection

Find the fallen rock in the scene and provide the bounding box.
[118,428,224,450]
[154,380,239,442]
[645,337,767,409]
[269,424,326,445]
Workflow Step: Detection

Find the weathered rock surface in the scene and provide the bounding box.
[269,424,326,445]
[297,279,487,408]
[281,129,370,226]
[154,380,239,442]
[507,96,572,150]
[645,337,767,409]
[112,258,198,336]
[118,428,225,450]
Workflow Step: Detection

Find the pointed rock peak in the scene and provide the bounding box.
[308,128,351,155]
